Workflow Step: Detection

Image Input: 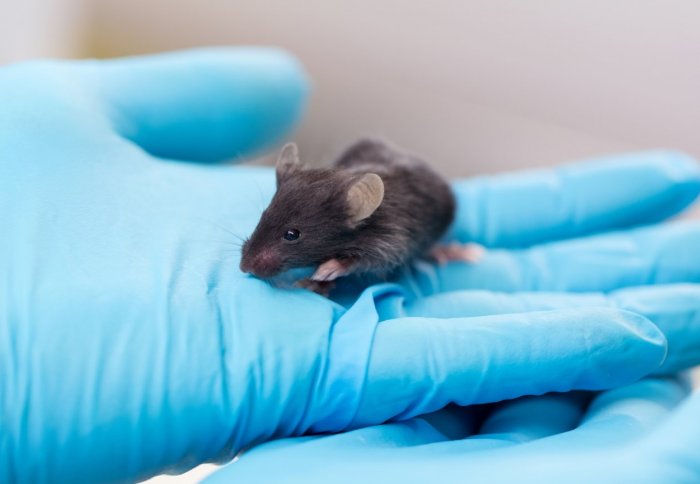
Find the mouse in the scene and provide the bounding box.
[239,138,483,295]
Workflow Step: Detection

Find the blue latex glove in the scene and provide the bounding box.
[208,377,700,483]
[2,48,700,483]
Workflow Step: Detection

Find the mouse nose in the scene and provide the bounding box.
[240,248,282,278]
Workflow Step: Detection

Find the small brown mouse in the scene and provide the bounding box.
[239,139,482,294]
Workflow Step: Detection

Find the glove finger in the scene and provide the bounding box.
[206,396,579,484]
[347,307,666,429]
[450,150,700,248]
[637,386,700,469]
[207,379,690,484]
[382,393,588,453]
[610,286,700,375]
[454,378,686,455]
[403,284,700,375]
[477,393,589,443]
[466,378,687,456]
[243,406,481,460]
[407,220,700,295]
[579,377,689,441]
[203,418,455,484]
[93,47,309,162]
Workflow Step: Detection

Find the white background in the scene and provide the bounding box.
[3,1,700,177]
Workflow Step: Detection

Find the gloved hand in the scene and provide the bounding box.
[1,48,700,483]
[207,376,700,483]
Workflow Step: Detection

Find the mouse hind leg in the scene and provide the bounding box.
[429,243,485,265]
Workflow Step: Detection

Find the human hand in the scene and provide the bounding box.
[1,48,699,482]
[207,376,700,483]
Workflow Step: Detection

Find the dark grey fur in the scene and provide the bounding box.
[239,139,455,279]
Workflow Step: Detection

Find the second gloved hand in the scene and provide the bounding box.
[208,377,700,484]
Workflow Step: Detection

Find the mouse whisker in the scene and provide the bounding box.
[195,217,249,243]
[252,180,269,212]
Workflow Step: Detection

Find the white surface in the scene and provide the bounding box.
[142,464,219,484]
[0,0,87,64]
[87,0,700,176]
[4,1,700,176]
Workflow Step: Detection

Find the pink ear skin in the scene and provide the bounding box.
[345,173,384,225]
[276,142,302,182]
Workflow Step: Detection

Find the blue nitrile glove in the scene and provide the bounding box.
[2,48,700,483]
[208,376,700,484]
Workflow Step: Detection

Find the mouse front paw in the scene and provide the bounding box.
[310,258,352,282]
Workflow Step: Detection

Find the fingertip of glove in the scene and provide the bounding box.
[96,46,311,162]
[612,307,668,368]
[646,149,700,179]
[648,149,700,198]
[183,46,311,95]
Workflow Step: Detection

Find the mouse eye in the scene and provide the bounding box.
[283,229,300,241]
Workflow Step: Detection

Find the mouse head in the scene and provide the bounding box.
[240,143,384,279]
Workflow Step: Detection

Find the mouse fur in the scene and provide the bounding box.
[239,138,455,282]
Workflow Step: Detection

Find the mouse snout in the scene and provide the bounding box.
[240,247,282,278]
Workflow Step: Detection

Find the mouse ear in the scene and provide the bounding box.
[346,173,385,224]
[276,142,302,182]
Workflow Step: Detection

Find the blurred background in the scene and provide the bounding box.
[3,0,700,178]
[3,1,699,481]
